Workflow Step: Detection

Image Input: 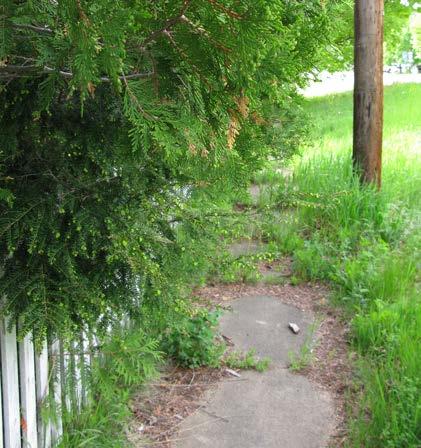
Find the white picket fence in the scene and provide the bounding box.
[0,317,105,448]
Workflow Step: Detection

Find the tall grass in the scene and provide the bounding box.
[263,83,421,446]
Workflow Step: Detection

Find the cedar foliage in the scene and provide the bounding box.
[0,1,341,340]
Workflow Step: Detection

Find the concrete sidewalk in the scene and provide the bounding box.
[176,295,334,448]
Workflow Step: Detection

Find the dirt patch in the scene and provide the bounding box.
[194,280,327,312]
[303,312,352,448]
[129,367,226,447]
[256,257,293,279]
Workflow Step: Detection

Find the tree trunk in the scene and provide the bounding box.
[353,0,384,188]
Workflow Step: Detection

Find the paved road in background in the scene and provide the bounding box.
[302,71,421,97]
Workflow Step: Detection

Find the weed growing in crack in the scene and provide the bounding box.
[288,320,319,372]
[224,349,271,372]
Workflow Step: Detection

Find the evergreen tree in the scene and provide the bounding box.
[0,0,335,340]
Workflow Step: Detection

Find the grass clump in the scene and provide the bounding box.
[288,320,319,372]
[57,328,162,448]
[255,83,421,447]
[225,349,271,372]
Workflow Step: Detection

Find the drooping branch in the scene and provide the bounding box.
[121,72,159,121]
[179,15,231,53]
[140,0,192,49]
[0,64,153,82]
[11,23,53,34]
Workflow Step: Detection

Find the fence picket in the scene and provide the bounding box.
[0,361,3,448]
[59,341,71,414]
[49,341,63,445]
[35,341,51,448]
[80,332,91,406]
[73,341,82,410]
[0,318,21,448]
[0,318,129,446]
[18,330,38,448]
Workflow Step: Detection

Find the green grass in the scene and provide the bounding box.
[288,319,319,372]
[224,349,271,372]
[302,83,421,156]
[57,327,163,448]
[256,83,421,447]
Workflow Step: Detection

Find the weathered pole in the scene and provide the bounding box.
[353,0,384,188]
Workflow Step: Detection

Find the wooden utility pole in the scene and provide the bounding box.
[353,0,384,188]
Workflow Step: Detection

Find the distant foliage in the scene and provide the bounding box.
[317,0,420,71]
[1,1,336,340]
[410,13,421,63]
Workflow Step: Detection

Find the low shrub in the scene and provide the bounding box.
[162,309,225,368]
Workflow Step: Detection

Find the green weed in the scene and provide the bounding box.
[57,328,162,448]
[255,83,421,446]
[225,349,271,372]
[288,320,319,372]
[162,309,226,368]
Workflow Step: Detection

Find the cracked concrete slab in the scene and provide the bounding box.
[220,295,314,367]
[176,368,333,448]
[248,184,261,202]
[176,296,334,448]
[228,240,266,257]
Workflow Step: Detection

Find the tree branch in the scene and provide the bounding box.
[140,17,184,48]
[0,64,153,82]
[12,23,53,34]
[163,31,211,87]
[205,0,243,19]
[140,0,192,49]
[121,72,159,121]
[179,15,231,53]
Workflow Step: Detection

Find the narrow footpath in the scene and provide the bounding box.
[134,184,350,448]
[176,294,334,448]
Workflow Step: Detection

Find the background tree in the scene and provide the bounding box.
[410,12,421,64]
[315,0,419,72]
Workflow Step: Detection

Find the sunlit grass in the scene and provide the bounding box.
[256,83,421,447]
[302,82,421,154]
[300,84,421,447]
